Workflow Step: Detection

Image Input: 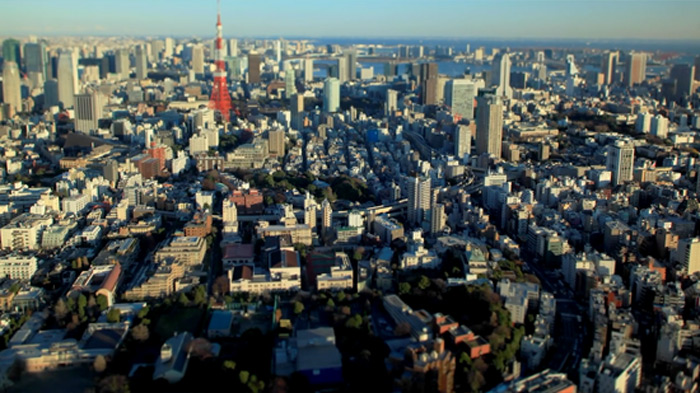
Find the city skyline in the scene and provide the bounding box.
[2,0,700,41]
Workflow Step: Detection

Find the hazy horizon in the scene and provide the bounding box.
[3,0,700,42]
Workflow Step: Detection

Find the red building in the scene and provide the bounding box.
[231,189,264,214]
[147,144,167,170]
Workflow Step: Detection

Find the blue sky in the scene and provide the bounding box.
[2,0,700,40]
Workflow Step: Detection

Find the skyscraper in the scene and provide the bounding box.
[445,79,477,120]
[491,53,513,99]
[164,37,174,58]
[247,52,261,84]
[115,49,130,80]
[228,39,238,57]
[670,64,695,101]
[385,89,398,116]
[291,93,304,130]
[602,51,619,85]
[24,42,48,82]
[430,203,445,235]
[135,46,148,80]
[57,52,76,109]
[304,58,314,82]
[268,129,285,157]
[275,40,282,63]
[475,95,504,158]
[2,39,21,65]
[407,176,431,226]
[44,79,59,108]
[606,141,635,186]
[323,77,340,113]
[455,124,471,161]
[321,199,332,235]
[345,50,357,81]
[676,237,700,275]
[336,56,348,83]
[74,89,104,134]
[420,63,438,105]
[284,70,296,99]
[192,44,204,76]
[624,52,647,87]
[2,62,21,112]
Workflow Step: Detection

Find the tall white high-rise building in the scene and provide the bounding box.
[135,46,148,80]
[491,53,513,99]
[336,57,348,83]
[74,89,105,134]
[275,40,282,63]
[323,77,340,113]
[635,112,652,134]
[606,141,635,186]
[602,51,619,85]
[228,39,238,57]
[386,89,398,116]
[445,79,477,120]
[222,197,239,235]
[57,52,76,108]
[164,37,174,58]
[650,115,669,138]
[2,62,21,112]
[115,48,130,80]
[455,124,471,161]
[305,205,317,230]
[192,44,204,76]
[676,237,700,275]
[475,95,504,158]
[407,176,431,226]
[321,199,332,234]
[304,58,314,82]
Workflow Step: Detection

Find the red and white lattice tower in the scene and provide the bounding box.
[209,0,232,122]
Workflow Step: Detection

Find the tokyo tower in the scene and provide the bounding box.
[209,0,233,122]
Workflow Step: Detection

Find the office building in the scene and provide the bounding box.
[445,79,477,120]
[115,48,130,80]
[248,52,261,83]
[2,62,21,112]
[268,129,285,157]
[344,50,357,81]
[650,115,668,138]
[492,53,513,98]
[57,52,77,108]
[323,77,340,113]
[606,141,635,186]
[670,64,695,100]
[304,58,314,82]
[164,37,174,58]
[24,42,48,82]
[385,89,398,116]
[0,213,53,251]
[191,44,204,76]
[2,39,21,64]
[135,45,148,80]
[44,79,59,108]
[291,93,304,130]
[0,255,38,281]
[602,51,619,85]
[407,176,431,226]
[228,38,238,57]
[675,237,700,275]
[74,89,105,134]
[475,95,504,158]
[284,69,296,99]
[420,63,438,105]
[624,52,646,86]
[455,124,471,161]
[430,203,445,235]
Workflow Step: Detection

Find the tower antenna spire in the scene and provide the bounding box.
[209,0,233,122]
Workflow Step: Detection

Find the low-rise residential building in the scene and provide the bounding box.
[0,255,38,280]
[0,213,53,250]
